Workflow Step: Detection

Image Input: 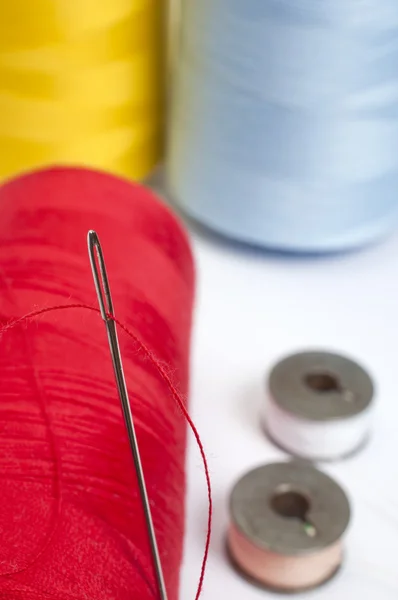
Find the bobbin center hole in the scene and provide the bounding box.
[304,370,355,402]
[270,489,316,537]
[304,371,340,393]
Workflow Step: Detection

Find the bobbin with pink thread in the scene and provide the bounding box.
[227,462,351,593]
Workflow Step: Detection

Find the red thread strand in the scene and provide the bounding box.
[1,303,212,600]
[113,315,212,600]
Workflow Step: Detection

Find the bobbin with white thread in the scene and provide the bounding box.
[227,462,350,593]
[264,351,374,461]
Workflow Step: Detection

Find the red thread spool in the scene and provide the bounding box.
[0,167,195,599]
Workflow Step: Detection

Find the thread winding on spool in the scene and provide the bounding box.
[227,462,351,592]
[0,0,164,181]
[169,0,398,252]
[264,351,375,461]
[0,167,210,599]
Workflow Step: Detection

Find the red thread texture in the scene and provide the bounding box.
[0,167,206,600]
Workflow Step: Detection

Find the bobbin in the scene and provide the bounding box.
[264,351,374,461]
[227,462,350,593]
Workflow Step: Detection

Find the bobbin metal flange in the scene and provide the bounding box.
[227,462,350,593]
[264,351,374,461]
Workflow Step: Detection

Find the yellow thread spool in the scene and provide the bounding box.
[0,0,164,181]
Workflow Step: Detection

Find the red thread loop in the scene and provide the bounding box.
[0,304,212,599]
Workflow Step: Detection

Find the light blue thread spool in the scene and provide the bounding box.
[168,0,398,253]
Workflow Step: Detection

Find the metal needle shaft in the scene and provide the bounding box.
[87,230,168,600]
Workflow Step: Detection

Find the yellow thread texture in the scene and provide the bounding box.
[0,0,164,180]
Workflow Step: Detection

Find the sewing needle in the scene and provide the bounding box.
[87,230,168,600]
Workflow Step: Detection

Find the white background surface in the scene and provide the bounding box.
[179,221,398,599]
